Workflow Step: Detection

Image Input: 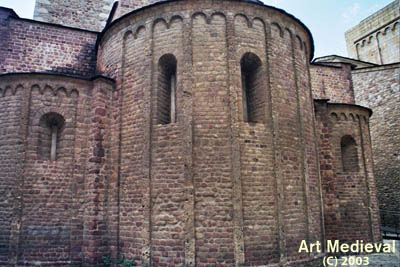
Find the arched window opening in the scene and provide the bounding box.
[157,54,177,124]
[38,112,65,161]
[341,135,359,172]
[240,52,264,123]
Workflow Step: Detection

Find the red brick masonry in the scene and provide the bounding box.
[0,1,381,266]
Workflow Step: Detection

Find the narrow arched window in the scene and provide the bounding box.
[158,54,177,124]
[38,112,65,161]
[240,52,264,123]
[341,135,359,172]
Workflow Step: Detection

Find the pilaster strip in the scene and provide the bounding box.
[117,33,128,261]
[264,22,287,263]
[68,89,80,261]
[8,84,32,263]
[144,23,155,266]
[83,78,112,265]
[306,64,326,252]
[226,14,245,266]
[358,117,375,242]
[290,33,311,247]
[376,35,384,65]
[183,14,196,267]
[366,118,382,237]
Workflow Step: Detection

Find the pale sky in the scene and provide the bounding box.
[0,0,395,58]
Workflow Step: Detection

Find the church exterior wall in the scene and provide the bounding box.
[345,0,399,65]
[352,63,400,227]
[314,101,381,244]
[310,63,355,104]
[0,8,97,77]
[0,73,114,265]
[0,0,383,266]
[34,0,115,32]
[0,76,24,262]
[96,0,326,265]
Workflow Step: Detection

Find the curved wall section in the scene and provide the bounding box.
[0,80,23,261]
[0,73,114,265]
[314,101,380,244]
[0,0,383,266]
[97,1,322,266]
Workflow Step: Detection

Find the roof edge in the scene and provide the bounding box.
[96,0,315,60]
[4,12,100,34]
[313,54,378,66]
[0,72,115,83]
[314,99,373,117]
[310,63,343,69]
[351,62,400,72]
[0,6,19,18]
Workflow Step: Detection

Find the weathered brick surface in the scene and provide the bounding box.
[34,0,115,32]
[0,8,97,77]
[234,15,279,265]
[0,78,23,262]
[82,77,114,265]
[150,17,185,266]
[191,13,236,266]
[97,0,326,266]
[345,0,399,64]
[0,0,382,266]
[269,22,309,262]
[33,0,264,32]
[315,101,381,244]
[0,73,113,265]
[310,63,355,104]
[22,79,79,262]
[114,0,162,20]
[352,63,400,226]
[114,22,151,266]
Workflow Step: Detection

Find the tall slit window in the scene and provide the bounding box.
[38,112,65,161]
[157,54,177,124]
[341,135,359,172]
[241,52,264,123]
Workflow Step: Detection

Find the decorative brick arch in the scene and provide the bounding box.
[32,106,69,127]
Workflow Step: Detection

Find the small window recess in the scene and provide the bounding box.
[240,52,265,123]
[341,135,359,172]
[38,112,65,161]
[157,54,177,125]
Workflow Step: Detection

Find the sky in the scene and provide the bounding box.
[0,0,395,58]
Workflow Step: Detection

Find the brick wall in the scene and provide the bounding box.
[0,0,383,265]
[21,79,81,262]
[0,17,99,261]
[314,101,381,244]
[82,77,114,265]
[34,0,115,32]
[150,16,185,266]
[97,1,327,266]
[33,0,172,32]
[0,78,23,262]
[234,15,278,265]
[0,9,97,77]
[310,63,355,104]
[0,73,114,265]
[352,63,400,226]
[114,0,161,20]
